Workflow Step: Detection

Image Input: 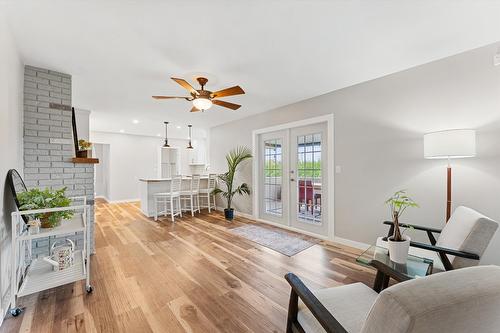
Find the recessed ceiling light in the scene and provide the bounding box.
[176,126,181,129]
[157,133,161,137]
[119,129,125,133]
[132,119,139,124]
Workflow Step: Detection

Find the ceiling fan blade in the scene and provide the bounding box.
[212,99,241,110]
[171,77,199,95]
[190,106,201,112]
[211,86,245,98]
[152,96,189,99]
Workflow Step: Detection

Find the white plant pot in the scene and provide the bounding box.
[388,236,411,264]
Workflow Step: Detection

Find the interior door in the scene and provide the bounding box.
[259,130,289,225]
[289,123,328,236]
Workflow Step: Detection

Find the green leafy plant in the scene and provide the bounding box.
[18,187,73,228]
[213,146,252,212]
[78,139,92,150]
[385,190,419,241]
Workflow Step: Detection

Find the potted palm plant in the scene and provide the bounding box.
[385,190,418,263]
[213,146,252,221]
[18,187,73,228]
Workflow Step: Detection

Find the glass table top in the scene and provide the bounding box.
[357,245,433,279]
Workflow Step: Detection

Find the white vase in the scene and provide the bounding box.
[388,235,411,264]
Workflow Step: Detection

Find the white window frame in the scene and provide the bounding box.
[251,114,335,240]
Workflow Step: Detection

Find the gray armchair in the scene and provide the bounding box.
[378,206,498,272]
[285,265,500,333]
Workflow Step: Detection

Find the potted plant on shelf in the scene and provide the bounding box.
[18,187,74,228]
[385,190,419,263]
[77,139,92,158]
[213,146,252,221]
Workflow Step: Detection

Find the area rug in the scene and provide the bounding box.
[230,224,319,256]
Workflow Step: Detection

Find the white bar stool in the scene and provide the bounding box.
[199,173,217,213]
[180,174,201,216]
[153,175,182,222]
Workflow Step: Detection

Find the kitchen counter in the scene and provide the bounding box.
[139,176,209,217]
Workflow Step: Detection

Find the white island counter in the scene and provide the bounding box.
[139,176,209,217]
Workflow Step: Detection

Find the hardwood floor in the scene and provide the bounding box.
[1,200,375,333]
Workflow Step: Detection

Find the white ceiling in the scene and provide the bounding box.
[3,0,500,139]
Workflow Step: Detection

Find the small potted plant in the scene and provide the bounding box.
[18,187,74,228]
[385,190,418,263]
[213,146,252,221]
[77,139,92,158]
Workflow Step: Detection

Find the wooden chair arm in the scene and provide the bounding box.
[383,221,442,233]
[409,241,480,260]
[284,273,348,333]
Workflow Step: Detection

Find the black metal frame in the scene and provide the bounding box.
[7,169,29,223]
[284,273,348,333]
[383,221,480,271]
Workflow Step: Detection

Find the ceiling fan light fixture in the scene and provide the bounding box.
[192,97,212,111]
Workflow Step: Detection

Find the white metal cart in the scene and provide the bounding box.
[9,196,93,317]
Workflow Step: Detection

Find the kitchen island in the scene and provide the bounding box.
[139,176,209,217]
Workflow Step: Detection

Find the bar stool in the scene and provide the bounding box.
[153,175,182,222]
[199,173,217,213]
[180,174,201,216]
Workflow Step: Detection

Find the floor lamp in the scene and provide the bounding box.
[424,129,476,222]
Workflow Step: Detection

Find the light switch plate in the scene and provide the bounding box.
[335,165,342,174]
[494,53,500,66]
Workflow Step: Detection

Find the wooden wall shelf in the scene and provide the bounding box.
[72,157,99,164]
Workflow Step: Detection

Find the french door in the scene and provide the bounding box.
[258,122,328,237]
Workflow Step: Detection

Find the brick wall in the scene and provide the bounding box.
[23,65,95,256]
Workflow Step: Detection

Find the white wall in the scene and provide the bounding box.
[93,143,110,200]
[90,131,207,202]
[0,14,23,323]
[210,43,500,265]
[74,108,90,141]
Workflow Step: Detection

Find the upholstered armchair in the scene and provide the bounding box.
[285,265,500,333]
[378,206,498,272]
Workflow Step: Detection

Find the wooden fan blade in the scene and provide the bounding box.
[212,99,241,110]
[171,77,199,95]
[190,106,201,112]
[152,96,189,99]
[211,86,245,98]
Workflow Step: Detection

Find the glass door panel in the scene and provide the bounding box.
[290,123,328,236]
[264,139,283,217]
[259,130,289,224]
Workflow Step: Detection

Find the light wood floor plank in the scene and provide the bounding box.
[0,200,375,333]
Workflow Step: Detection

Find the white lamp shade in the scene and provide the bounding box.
[424,129,476,159]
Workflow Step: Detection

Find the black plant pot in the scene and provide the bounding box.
[224,208,234,221]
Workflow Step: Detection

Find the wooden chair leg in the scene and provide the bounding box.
[286,288,299,333]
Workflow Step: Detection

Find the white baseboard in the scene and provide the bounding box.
[333,236,371,250]
[106,198,140,204]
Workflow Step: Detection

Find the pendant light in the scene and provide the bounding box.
[163,121,170,147]
[187,124,194,149]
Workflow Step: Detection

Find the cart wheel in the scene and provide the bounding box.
[10,307,22,317]
[86,285,94,293]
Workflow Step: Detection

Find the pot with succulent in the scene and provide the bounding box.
[213,146,252,221]
[77,139,92,158]
[18,187,74,228]
[385,190,419,263]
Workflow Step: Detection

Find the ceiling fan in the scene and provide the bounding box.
[152,77,245,112]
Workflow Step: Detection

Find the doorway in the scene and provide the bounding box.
[254,116,333,238]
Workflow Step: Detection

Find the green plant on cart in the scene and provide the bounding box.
[18,187,73,228]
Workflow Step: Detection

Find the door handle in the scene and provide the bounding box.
[290,178,295,182]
